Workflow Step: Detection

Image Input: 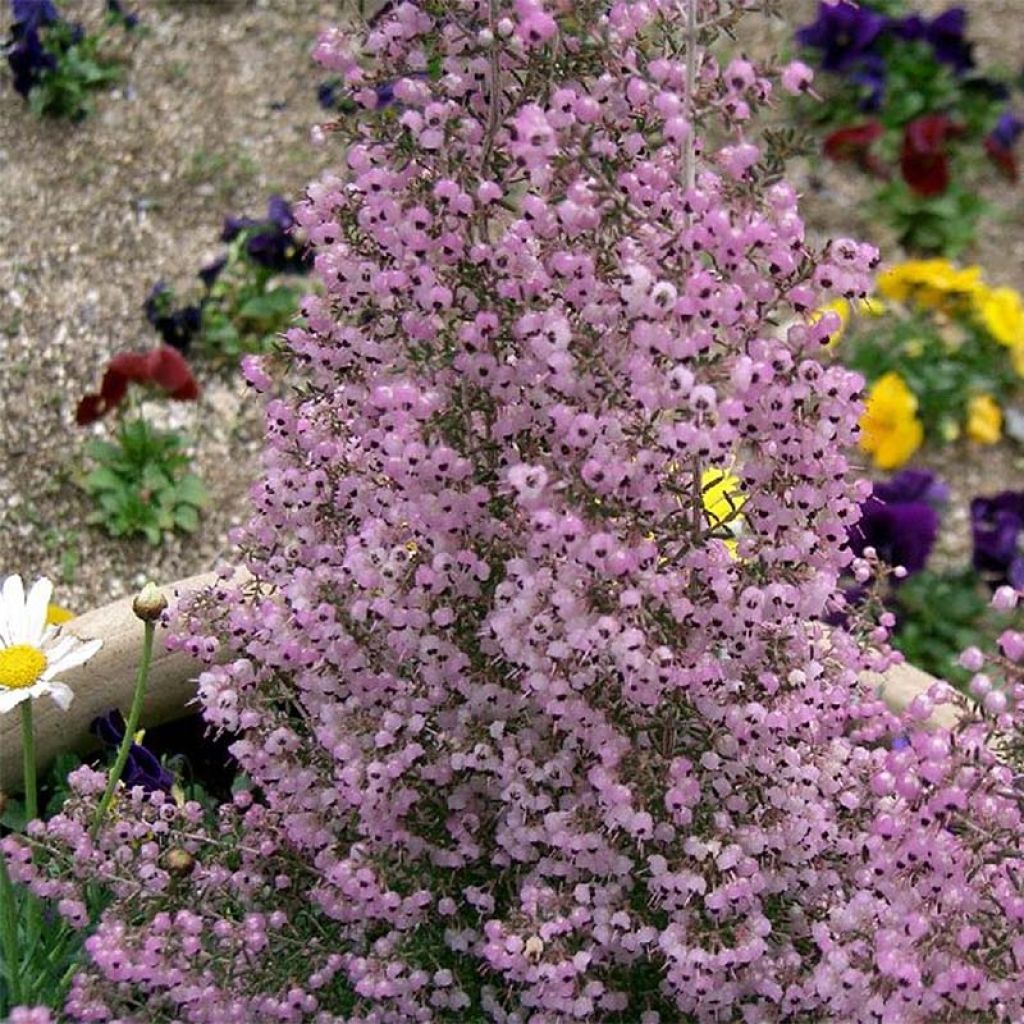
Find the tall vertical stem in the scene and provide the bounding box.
[684,0,699,193]
[92,620,156,837]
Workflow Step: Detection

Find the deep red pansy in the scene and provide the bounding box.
[822,121,886,176]
[76,346,200,425]
[899,114,961,197]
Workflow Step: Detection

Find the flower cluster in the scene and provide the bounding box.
[972,491,1024,590]
[4,0,137,120]
[10,2,1024,1022]
[832,258,1024,467]
[796,1,1022,254]
[145,195,309,364]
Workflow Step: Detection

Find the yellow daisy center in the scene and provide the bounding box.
[0,645,48,690]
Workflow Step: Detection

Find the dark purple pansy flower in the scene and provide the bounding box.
[198,256,227,290]
[223,196,308,274]
[971,491,1024,589]
[795,1,888,73]
[90,709,174,793]
[850,498,939,577]
[11,0,59,32]
[873,468,949,508]
[925,7,973,74]
[6,24,56,95]
[143,282,202,353]
[848,471,944,578]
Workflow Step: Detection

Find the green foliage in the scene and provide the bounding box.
[838,293,1019,443]
[82,418,208,545]
[870,180,988,257]
[889,569,1007,686]
[28,20,123,121]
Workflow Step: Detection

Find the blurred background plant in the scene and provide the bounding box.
[144,195,309,369]
[795,0,1023,254]
[4,0,139,121]
[823,258,1024,467]
[75,347,207,545]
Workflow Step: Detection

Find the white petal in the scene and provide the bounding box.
[0,685,32,714]
[2,575,26,644]
[43,637,103,678]
[43,680,74,711]
[40,634,76,669]
[24,578,53,647]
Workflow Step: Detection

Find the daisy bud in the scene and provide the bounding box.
[133,582,168,623]
[163,848,196,878]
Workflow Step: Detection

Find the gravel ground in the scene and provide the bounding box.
[1,0,1022,613]
[0,0,344,610]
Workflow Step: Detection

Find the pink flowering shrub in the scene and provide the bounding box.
[8,1,1024,1021]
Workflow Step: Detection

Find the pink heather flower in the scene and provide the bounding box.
[12,3,1024,1023]
[781,59,815,95]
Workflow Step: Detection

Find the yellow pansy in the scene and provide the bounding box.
[876,259,983,310]
[966,394,1002,445]
[859,372,925,470]
[701,468,746,558]
[975,286,1024,348]
[45,604,74,625]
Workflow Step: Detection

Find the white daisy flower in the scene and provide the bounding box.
[0,575,103,715]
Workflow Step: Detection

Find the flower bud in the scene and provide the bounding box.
[133,582,168,623]
[163,848,195,878]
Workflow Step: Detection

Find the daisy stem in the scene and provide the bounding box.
[92,621,156,838]
[20,703,37,824]
[19,701,42,959]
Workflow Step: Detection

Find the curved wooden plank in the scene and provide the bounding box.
[1,570,961,791]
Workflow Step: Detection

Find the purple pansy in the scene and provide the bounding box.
[222,196,308,274]
[924,7,974,74]
[11,0,58,32]
[144,282,202,354]
[873,468,950,507]
[796,1,888,73]
[971,491,1024,589]
[90,709,174,794]
[848,470,945,577]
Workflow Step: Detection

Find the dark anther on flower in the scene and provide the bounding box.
[970,491,1024,590]
[90,709,175,793]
